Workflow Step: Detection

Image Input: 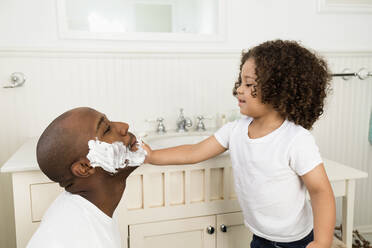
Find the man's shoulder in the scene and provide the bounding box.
[35,191,95,234]
[42,192,81,217]
[27,192,98,248]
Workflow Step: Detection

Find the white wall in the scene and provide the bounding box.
[0,0,371,247]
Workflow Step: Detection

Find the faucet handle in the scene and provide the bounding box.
[156,117,166,134]
[195,115,206,131]
[196,115,213,120]
[196,115,204,121]
[195,115,213,131]
[145,118,166,134]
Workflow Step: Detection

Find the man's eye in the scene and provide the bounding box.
[104,125,111,135]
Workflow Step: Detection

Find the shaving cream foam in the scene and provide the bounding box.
[87,137,147,174]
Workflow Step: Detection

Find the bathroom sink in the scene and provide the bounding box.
[145,133,211,149]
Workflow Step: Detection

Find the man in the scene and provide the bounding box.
[27,107,141,248]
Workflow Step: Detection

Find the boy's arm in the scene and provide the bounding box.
[301,163,336,248]
[144,135,227,165]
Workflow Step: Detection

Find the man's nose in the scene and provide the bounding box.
[113,122,129,136]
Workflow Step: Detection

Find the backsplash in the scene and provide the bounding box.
[0,49,371,236]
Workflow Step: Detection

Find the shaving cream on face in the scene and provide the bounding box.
[86,137,147,174]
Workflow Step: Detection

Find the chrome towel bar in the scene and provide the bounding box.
[331,68,371,80]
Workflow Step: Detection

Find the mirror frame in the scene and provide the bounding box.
[318,0,372,13]
[56,0,226,42]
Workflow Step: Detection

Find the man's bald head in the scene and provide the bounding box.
[36,107,98,187]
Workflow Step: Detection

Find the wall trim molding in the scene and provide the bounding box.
[0,47,241,59]
[318,0,372,14]
[1,46,372,58]
[355,224,372,234]
[0,46,241,55]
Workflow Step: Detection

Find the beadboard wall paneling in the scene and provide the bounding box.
[0,50,371,247]
[312,54,372,227]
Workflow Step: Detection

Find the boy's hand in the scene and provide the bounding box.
[306,241,330,248]
[141,142,152,164]
[138,136,226,166]
[306,241,317,248]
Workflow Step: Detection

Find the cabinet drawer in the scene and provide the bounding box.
[30,182,63,222]
[129,215,216,248]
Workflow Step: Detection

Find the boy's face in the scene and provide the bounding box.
[236,58,269,117]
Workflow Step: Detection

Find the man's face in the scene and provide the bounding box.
[93,111,137,151]
[68,108,137,152]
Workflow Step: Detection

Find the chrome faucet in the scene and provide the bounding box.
[195,115,206,131]
[145,117,166,134]
[156,117,166,134]
[176,108,192,132]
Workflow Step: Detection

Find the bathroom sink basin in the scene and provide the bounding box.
[145,133,211,149]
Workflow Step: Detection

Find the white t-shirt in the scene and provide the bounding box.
[214,116,322,242]
[27,191,122,248]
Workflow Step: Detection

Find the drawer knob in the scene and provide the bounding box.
[206,225,215,234]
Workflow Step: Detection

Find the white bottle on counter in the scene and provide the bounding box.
[220,114,227,126]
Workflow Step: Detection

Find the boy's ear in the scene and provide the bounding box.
[71,158,95,178]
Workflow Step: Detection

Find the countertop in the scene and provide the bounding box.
[0,137,368,181]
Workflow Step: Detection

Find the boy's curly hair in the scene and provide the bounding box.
[233,40,331,130]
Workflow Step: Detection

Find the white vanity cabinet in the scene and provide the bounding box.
[1,137,368,248]
[129,212,252,248]
[117,152,252,248]
[8,167,252,248]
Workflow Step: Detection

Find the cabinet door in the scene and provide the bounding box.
[217,212,252,248]
[129,215,216,248]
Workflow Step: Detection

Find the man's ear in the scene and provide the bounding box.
[71,158,95,178]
